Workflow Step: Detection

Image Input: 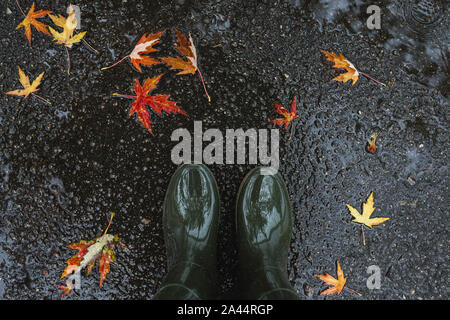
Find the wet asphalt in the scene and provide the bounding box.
[0,0,448,299]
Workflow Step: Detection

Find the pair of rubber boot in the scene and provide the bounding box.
[154,164,299,300]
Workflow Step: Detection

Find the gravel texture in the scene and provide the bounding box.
[0,0,448,299]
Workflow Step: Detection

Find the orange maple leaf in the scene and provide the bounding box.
[5,66,51,104]
[315,261,361,296]
[112,74,188,134]
[269,96,299,130]
[102,31,164,72]
[160,29,211,102]
[15,1,52,44]
[316,261,347,295]
[321,50,386,86]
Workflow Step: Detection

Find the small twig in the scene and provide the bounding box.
[65,46,71,75]
[197,68,211,102]
[82,39,99,54]
[31,93,51,105]
[360,72,386,87]
[101,55,129,71]
[15,0,26,17]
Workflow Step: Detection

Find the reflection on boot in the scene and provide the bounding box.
[154,164,220,300]
[236,167,300,300]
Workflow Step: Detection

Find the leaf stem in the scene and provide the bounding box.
[82,39,99,54]
[112,93,136,99]
[344,286,362,296]
[197,68,211,102]
[361,225,366,246]
[32,93,51,105]
[103,212,115,236]
[101,55,130,71]
[360,72,386,87]
[65,46,71,75]
[15,0,26,17]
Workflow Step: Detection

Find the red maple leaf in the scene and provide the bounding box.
[269,95,299,129]
[112,74,188,134]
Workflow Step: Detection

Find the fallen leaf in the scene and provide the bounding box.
[102,31,164,72]
[321,50,386,86]
[315,261,347,295]
[366,132,379,154]
[48,5,86,48]
[59,213,120,298]
[15,1,52,44]
[159,29,211,101]
[48,5,87,74]
[346,192,389,228]
[58,279,75,298]
[5,66,51,104]
[269,96,299,130]
[112,74,188,134]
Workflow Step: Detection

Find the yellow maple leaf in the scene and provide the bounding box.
[346,192,389,228]
[5,66,51,104]
[6,66,43,98]
[48,5,86,48]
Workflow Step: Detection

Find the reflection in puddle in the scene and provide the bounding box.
[309,0,448,99]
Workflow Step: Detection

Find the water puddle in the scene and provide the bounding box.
[310,0,448,99]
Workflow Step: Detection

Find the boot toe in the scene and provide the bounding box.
[236,167,292,269]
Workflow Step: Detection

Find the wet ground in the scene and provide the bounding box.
[0,0,448,299]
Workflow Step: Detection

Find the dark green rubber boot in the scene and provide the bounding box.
[236,167,299,300]
[154,164,220,300]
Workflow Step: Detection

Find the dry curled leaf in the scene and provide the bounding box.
[15,1,52,44]
[59,213,120,298]
[346,192,389,228]
[367,132,379,154]
[102,31,164,72]
[112,74,188,134]
[269,96,299,130]
[321,50,386,86]
[160,29,211,102]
